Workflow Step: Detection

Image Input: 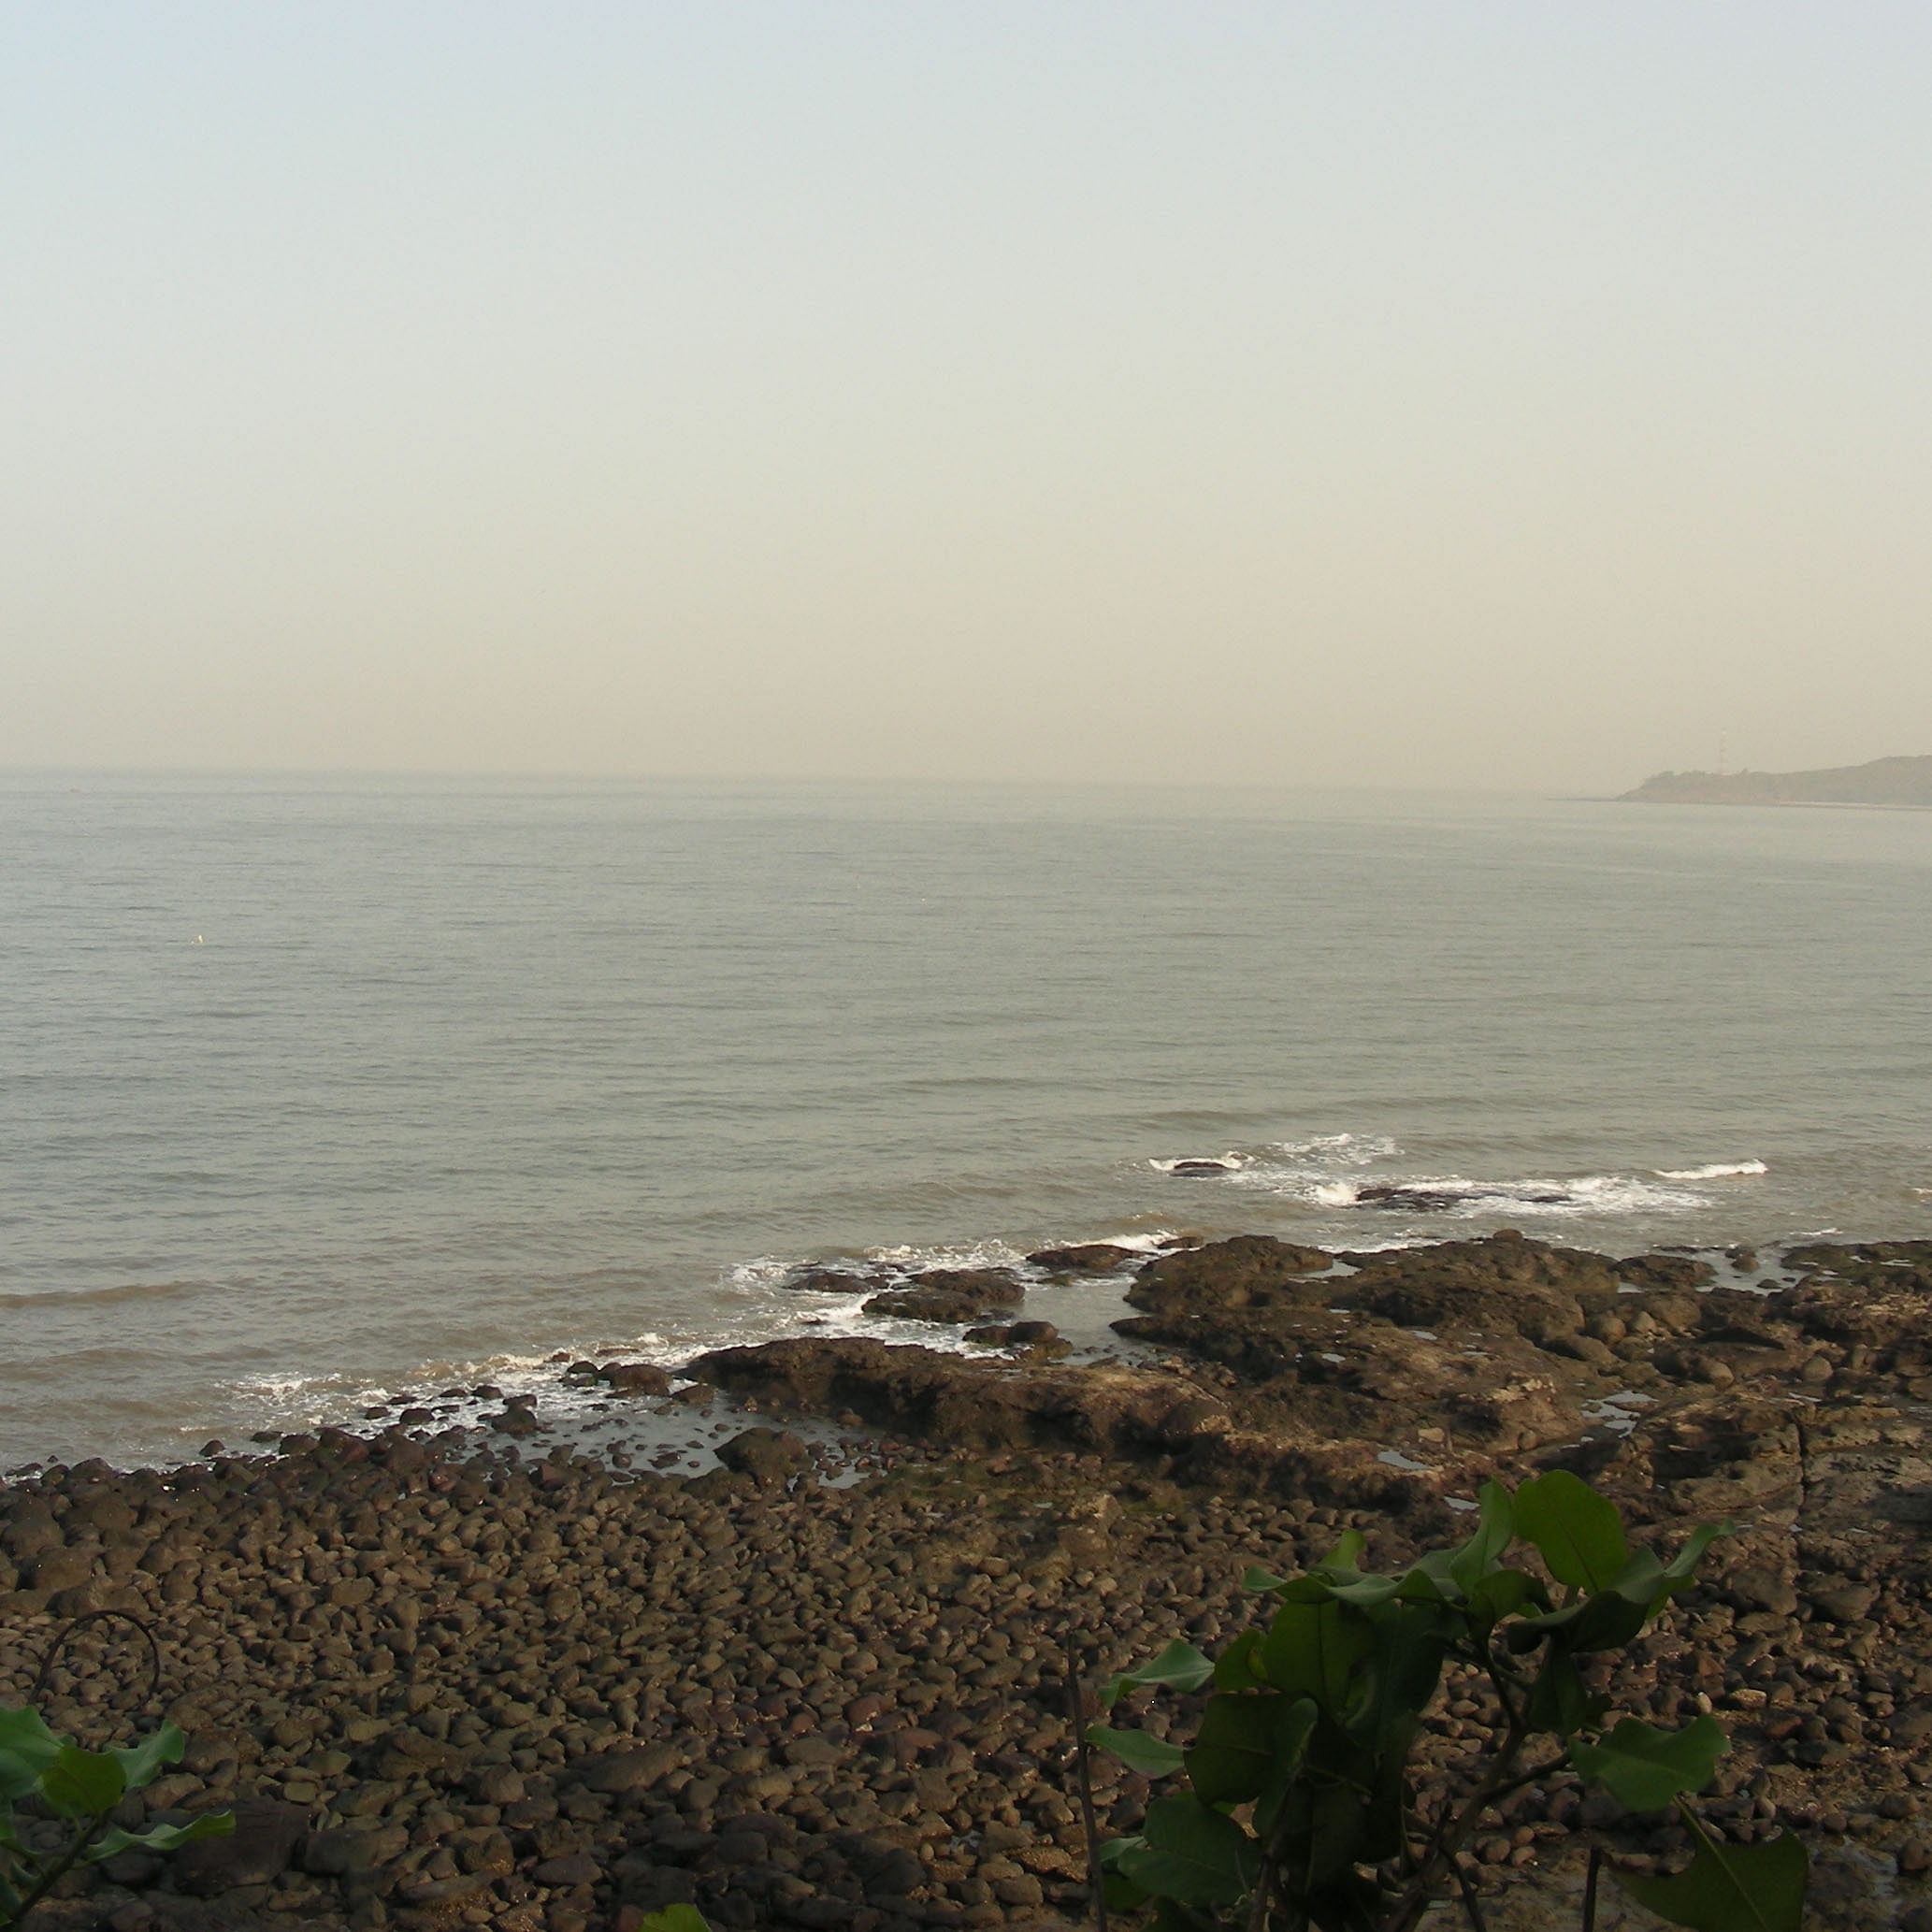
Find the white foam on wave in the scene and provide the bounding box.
[1539,1173,1712,1215]
[1270,1133,1402,1166]
[1094,1230,1180,1254]
[868,1237,1034,1273]
[1654,1160,1768,1181]
[1237,1166,1717,1218]
[1310,1181,1364,1206]
[226,1323,682,1433]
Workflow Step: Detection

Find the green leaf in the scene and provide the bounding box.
[1243,1564,1293,1594]
[1319,1554,1457,1608]
[1104,1639,1218,1709]
[39,1743,125,1819]
[0,1708,64,1803]
[92,1810,234,1861]
[1118,1795,1260,1908]
[1151,1900,1220,1932]
[1320,1571,1402,1607]
[1319,1529,1367,1573]
[1184,1694,1316,1807]
[1260,1593,1376,1713]
[1657,1520,1731,1595]
[1251,1699,1320,1838]
[1572,1718,1727,1813]
[632,1909,715,1932]
[1214,1627,1267,1691]
[1449,1479,1515,1594]
[108,1723,185,1795]
[1524,1648,1604,1739]
[1087,1723,1188,1779]
[1466,1566,1549,1634]
[1393,1550,1460,1603]
[1305,1778,1373,1886]
[1515,1470,1628,1593]
[1616,1828,1807,1932]
[1507,1575,1654,1655]
[1346,1602,1447,1741]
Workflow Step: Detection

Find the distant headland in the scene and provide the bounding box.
[1621,752,1932,808]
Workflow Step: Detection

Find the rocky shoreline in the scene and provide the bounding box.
[7,1230,1932,1931]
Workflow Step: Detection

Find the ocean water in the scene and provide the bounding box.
[3,773,1929,1471]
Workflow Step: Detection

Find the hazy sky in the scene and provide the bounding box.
[5,4,1929,791]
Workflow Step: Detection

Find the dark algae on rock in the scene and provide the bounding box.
[6,1232,1932,1929]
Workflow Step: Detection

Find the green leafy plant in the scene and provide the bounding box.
[634,1911,712,1932]
[0,1707,232,1928]
[1088,1472,1806,1932]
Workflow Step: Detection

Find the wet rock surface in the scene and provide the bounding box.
[6,1231,1932,1929]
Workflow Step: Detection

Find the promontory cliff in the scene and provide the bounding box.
[1622,754,1932,807]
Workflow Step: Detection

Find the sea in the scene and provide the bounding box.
[4,773,1929,1474]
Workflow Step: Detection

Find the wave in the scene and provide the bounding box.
[1154,1135,1401,1179]
[1153,1131,1768,1222]
[0,1279,205,1310]
[1234,1167,1719,1219]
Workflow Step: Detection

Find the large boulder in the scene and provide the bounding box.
[173,1797,310,1896]
[1329,1231,1611,1345]
[1124,1236,1334,1319]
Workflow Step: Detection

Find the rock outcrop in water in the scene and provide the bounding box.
[6,1232,1932,1930]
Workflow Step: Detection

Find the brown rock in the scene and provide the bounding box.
[600,1362,673,1396]
[532,1852,604,1885]
[569,1742,680,1794]
[1126,1236,1333,1319]
[716,1426,812,1484]
[173,1797,310,1896]
[1026,1244,1140,1274]
[1804,1577,1879,1623]
[302,1822,410,1876]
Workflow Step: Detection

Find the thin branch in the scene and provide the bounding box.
[33,1609,166,1736]
[1582,1843,1603,1932]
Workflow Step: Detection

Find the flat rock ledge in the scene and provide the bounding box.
[5,1232,1932,1931]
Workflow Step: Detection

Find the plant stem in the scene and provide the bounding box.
[1450,1851,1491,1932]
[1062,1647,1109,1932]
[9,1815,104,1927]
[1581,1843,1602,1932]
[1247,1791,1301,1932]
[1382,1722,1530,1932]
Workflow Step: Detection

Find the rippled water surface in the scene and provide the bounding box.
[4,773,1929,1467]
